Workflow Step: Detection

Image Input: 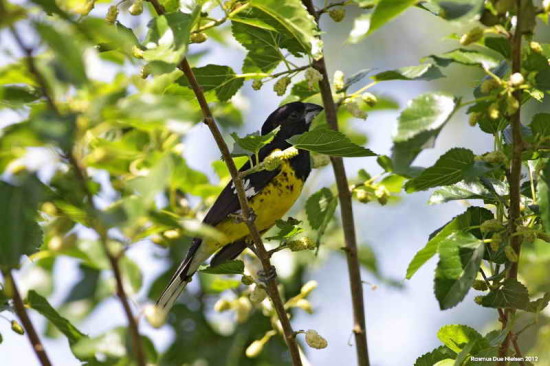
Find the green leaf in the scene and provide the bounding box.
[200,260,245,275]
[539,161,550,234]
[306,188,337,230]
[249,0,320,57]
[429,179,508,205]
[373,64,443,81]
[128,154,173,202]
[437,324,483,353]
[119,257,143,295]
[348,14,371,44]
[0,85,40,108]
[265,217,304,241]
[414,346,457,366]
[29,111,76,152]
[177,65,244,102]
[406,207,492,279]
[0,62,36,86]
[34,22,87,86]
[480,278,550,312]
[535,69,550,91]
[405,148,481,192]
[27,290,86,345]
[483,37,511,59]
[289,127,376,157]
[231,126,280,155]
[117,94,199,129]
[72,327,126,359]
[531,113,550,139]
[0,177,44,269]
[429,49,501,69]
[231,8,302,73]
[305,187,338,246]
[143,10,199,65]
[435,232,484,309]
[393,93,456,143]
[367,0,417,36]
[422,0,482,20]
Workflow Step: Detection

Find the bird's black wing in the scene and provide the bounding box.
[202,158,280,226]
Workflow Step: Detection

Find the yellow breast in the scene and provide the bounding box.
[212,160,304,248]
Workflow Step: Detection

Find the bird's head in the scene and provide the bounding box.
[261,102,323,138]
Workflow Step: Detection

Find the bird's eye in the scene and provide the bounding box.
[289,111,300,120]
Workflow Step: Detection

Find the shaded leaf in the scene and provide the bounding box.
[200,260,245,275]
[480,278,550,312]
[539,161,550,234]
[306,187,338,245]
[289,127,376,157]
[435,232,484,309]
[429,179,508,205]
[430,49,501,69]
[266,217,303,241]
[406,206,492,279]
[34,22,87,85]
[177,65,244,102]
[27,290,86,345]
[231,127,280,155]
[405,148,479,192]
[373,64,443,81]
[0,177,43,269]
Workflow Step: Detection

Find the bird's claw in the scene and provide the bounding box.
[247,208,257,223]
[257,266,277,284]
[229,208,256,224]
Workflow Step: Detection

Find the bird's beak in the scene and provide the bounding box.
[304,103,323,125]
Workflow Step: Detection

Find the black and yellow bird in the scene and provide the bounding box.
[157,102,323,311]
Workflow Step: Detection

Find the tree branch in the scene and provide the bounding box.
[144,2,303,364]
[302,1,370,365]
[8,24,146,366]
[2,270,52,366]
[498,1,524,362]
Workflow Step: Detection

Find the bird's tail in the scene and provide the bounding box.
[156,239,201,312]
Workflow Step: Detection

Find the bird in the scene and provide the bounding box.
[157,102,323,312]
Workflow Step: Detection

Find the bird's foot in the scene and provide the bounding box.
[257,265,277,284]
[229,208,256,224]
[246,208,257,223]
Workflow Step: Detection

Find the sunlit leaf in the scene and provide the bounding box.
[367,0,417,36]
[143,10,199,65]
[437,324,484,353]
[249,0,320,57]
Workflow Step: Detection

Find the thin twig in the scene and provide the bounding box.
[498,1,525,363]
[8,24,146,366]
[66,156,147,366]
[302,1,370,365]
[180,51,304,366]
[2,270,52,366]
[145,1,303,364]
